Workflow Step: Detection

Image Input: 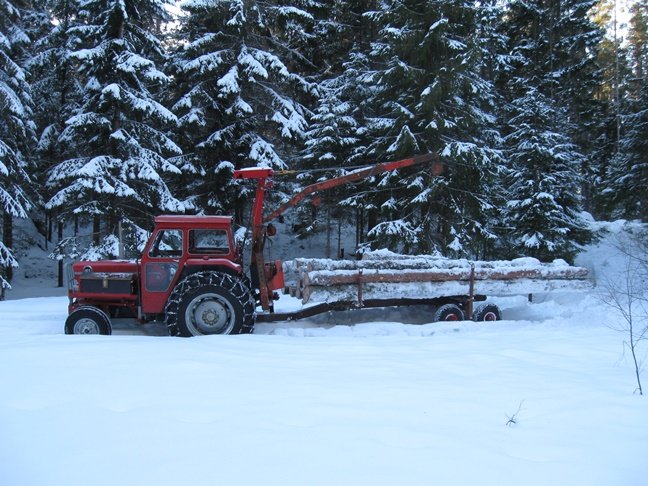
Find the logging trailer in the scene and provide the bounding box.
[64,154,592,336]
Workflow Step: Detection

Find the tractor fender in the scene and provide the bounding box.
[179,259,242,280]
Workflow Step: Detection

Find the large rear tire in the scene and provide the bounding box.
[165,272,255,337]
[65,306,112,335]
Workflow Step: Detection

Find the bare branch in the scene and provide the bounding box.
[598,226,647,395]
[505,400,525,427]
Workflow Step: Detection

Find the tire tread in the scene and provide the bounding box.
[165,272,255,337]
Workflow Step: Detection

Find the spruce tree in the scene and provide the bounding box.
[45,0,184,258]
[27,0,85,243]
[354,0,504,256]
[499,0,593,260]
[502,87,591,261]
[297,75,361,245]
[503,0,602,117]
[0,0,35,292]
[551,0,604,213]
[171,0,315,218]
[297,1,371,247]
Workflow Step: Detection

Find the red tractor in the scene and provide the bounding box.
[64,154,443,336]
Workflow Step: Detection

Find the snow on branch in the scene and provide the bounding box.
[368,220,420,244]
[181,51,227,75]
[238,48,269,79]
[0,79,26,116]
[217,66,240,96]
[0,188,29,218]
[249,138,285,169]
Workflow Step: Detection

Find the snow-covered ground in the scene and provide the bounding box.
[1,222,647,485]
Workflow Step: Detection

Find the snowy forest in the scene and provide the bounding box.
[0,0,647,289]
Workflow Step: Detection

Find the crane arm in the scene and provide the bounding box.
[232,153,443,228]
[263,153,442,223]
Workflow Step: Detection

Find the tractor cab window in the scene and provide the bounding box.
[188,229,230,255]
[149,229,183,258]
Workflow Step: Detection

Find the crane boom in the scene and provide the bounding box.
[263,153,442,223]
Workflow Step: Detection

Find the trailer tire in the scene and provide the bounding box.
[473,303,501,322]
[434,303,465,322]
[165,272,255,337]
[65,306,112,335]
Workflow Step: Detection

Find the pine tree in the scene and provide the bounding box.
[606,2,648,221]
[607,84,648,220]
[45,0,185,258]
[588,0,633,218]
[171,0,316,218]
[627,0,647,88]
[352,0,504,256]
[0,0,35,293]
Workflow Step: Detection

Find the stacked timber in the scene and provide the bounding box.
[283,250,593,304]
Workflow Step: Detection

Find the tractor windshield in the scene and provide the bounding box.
[149,229,183,258]
[188,229,230,255]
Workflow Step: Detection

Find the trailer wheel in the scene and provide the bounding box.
[473,303,501,322]
[65,306,112,335]
[434,303,465,322]
[165,272,255,337]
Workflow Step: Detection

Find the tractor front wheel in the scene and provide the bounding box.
[165,272,255,337]
[65,306,112,335]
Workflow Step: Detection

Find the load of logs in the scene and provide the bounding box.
[283,250,593,304]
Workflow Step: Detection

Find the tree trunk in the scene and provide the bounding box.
[325,205,332,259]
[3,212,13,282]
[47,213,53,249]
[614,0,622,148]
[355,208,364,248]
[337,217,342,259]
[367,208,377,240]
[93,215,100,245]
[57,221,64,287]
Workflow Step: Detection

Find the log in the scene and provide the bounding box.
[283,250,593,305]
[286,254,585,273]
[303,266,588,287]
[303,278,595,305]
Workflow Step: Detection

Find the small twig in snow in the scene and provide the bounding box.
[505,400,525,427]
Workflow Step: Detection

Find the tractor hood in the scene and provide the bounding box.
[72,260,140,276]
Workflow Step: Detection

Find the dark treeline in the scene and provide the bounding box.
[1,0,646,289]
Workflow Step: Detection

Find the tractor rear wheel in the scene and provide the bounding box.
[473,303,502,322]
[65,306,112,335]
[433,303,465,322]
[165,272,255,337]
